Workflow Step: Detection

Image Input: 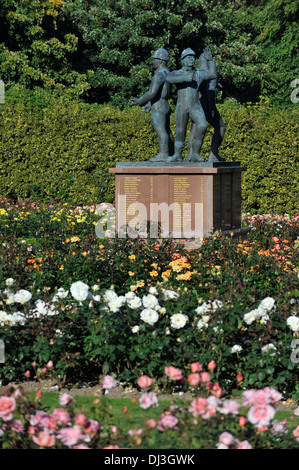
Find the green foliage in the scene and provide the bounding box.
[0,0,92,97]
[239,0,299,104]
[0,91,298,214]
[67,0,265,105]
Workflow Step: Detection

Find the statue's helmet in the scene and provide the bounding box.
[151,48,170,62]
[181,48,195,60]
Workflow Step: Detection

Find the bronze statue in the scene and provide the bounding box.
[188,52,226,162]
[130,48,174,161]
[165,47,217,162]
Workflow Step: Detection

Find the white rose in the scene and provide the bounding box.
[127,296,142,309]
[4,293,15,305]
[14,289,32,304]
[244,308,260,325]
[165,327,170,335]
[211,300,224,311]
[92,284,100,291]
[142,294,159,309]
[159,307,166,315]
[11,312,26,326]
[140,308,159,326]
[170,313,188,329]
[93,295,101,302]
[103,289,118,302]
[125,291,136,300]
[231,345,243,353]
[195,303,209,315]
[197,319,208,330]
[149,287,158,295]
[108,296,126,313]
[261,343,277,356]
[132,325,140,333]
[5,278,14,287]
[70,281,89,302]
[287,316,299,332]
[259,297,275,312]
[56,287,69,299]
[0,311,9,325]
[162,289,180,300]
[202,315,210,324]
[35,300,50,315]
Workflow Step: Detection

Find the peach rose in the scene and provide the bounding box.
[190,362,202,373]
[164,366,184,381]
[32,431,56,447]
[0,396,16,421]
[137,375,153,389]
[187,373,200,387]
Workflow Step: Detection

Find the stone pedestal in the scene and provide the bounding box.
[109,161,246,240]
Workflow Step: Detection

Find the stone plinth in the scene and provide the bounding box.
[109,162,246,239]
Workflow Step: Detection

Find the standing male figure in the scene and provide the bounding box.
[165,47,217,162]
[188,52,226,162]
[130,48,174,161]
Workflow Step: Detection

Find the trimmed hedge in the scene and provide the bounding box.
[0,91,298,214]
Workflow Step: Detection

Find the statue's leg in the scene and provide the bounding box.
[185,123,195,161]
[148,110,170,161]
[166,107,188,162]
[188,106,207,162]
[207,108,226,162]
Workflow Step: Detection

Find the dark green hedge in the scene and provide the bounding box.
[0,91,298,214]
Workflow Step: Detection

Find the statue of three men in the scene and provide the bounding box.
[130,47,226,163]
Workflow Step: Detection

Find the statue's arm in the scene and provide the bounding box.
[130,72,165,107]
[197,48,217,81]
[165,70,193,84]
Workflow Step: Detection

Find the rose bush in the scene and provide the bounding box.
[0,199,298,399]
[0,367,298,449]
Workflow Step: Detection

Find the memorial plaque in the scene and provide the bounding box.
[110,163,245,240]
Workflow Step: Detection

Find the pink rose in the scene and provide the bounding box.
[12,419,24,432]
[75,413,88,427]
[0,396,16,421]
[52,408,71,426]
[200,372,211,383]
[221,399,240,416]
[219,432,234,446]
[236,440,252,449]
[58,426,83,447]
[187,373,200,387]
[293,425,299,442]
[294,407,299,417]
[146,419,157,429]
[139,392,158,409]
[32,431,56,447]
[190,362,202,373]
[85,419,100,435]
[251,390,269,406]
[248,405,276,427]
[59,393,74,406]
[30,410,48,427]
[158,414,179,431]
[46,360,53,369]
[188,398,208,417]
[102,375,117,389]
[208,360,217,370]
[164,366,183,381]
[239,416,247,427]
[263,387,282,405]
[137,375,154,389]
[210,382,223,398]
